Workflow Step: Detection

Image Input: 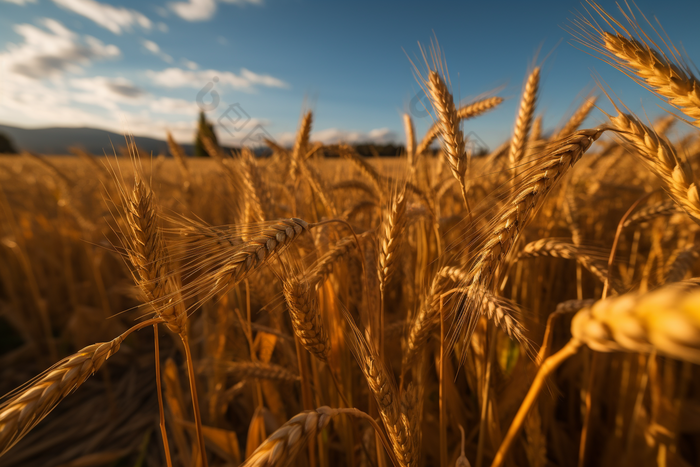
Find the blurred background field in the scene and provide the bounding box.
[3,1,700,467]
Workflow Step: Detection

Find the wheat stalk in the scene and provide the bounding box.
[332,180,380,199]
[404,114,416,168]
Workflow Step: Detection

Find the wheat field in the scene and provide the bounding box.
[2,3,700,467]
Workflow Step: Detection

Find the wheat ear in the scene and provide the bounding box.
[469,128,605,287]
[243,406,398,467]
[608,111,700,224]
[403,266,528,368]
[282,276,330,362]
[345,313,416,467]
[665,245,700,284]
[497,284,700,466]
[378,185,408,293]
[211,218,311,293]
[306,232,369,289]
[120,171,188,335]
[116,163,209,466]
[574,4,700,127]
[289,111,313,182]
[415,96,504,156]
[166,132,190,182]
[509,67,540,177]
[340,146,385,195]
[69,147,110,181]
[517,239,614,290]
[220,361,300,382]
[0,318,159,457]
[425,71,470,212]
[571,286,700,363]
[241,148,267,223]
[241,406,337,467]
[200,131,227,161]
[623,199,681,227]
[552,96,597,140]
[301,161,338,218]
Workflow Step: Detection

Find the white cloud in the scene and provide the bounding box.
[52,0,152,34]
[276,127,398,146]
[146,67,289,91]
[157,22,169,32]
[169,0,262,22]
[142,39,173,63]
[2,0,37,5]
[1,19,120,79]
[149,97,200,114]
[69,76,146,110]
[182,59,199,70]
[169,0,216,21]
[0,73,201,144]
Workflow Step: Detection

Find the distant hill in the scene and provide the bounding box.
[0,124,199,156]
[0,124,411,157]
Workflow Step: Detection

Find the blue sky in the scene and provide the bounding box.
[1,0,699,148]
